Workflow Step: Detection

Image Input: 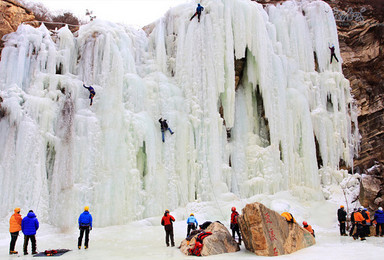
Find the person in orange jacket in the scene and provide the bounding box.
[302,221,315,237]
[161,209,175,247]
[352,207,366,241]
[361,208,371,237]
[281,212,296,223]
[9,208,22,255]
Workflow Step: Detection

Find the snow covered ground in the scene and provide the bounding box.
[1,194,383,259]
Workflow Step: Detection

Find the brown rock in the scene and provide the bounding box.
[238,202,315,256]
[360,175,382,208]
[179,222,240,256]
[0,0,36,54]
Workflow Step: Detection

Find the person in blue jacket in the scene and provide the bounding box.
[78,206,93,249]
[190,3,204,22]
[21,210,39,255]
[186,213,199,237]
[374,207,384,236]
[83,84,96,106]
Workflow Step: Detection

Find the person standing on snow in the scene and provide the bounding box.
[158,118,174,142]
[352,207,366,241]
[186,213,199,237]
[78,206,93,249]
[361,208,371,236]
[21,210,39,255]
[161,209,175,247]
[9,208,22,255]
[374,207,384,236]
[337,205,347,236]
[190,3,204,22]
[83,84,96,106]
[329,44,339,64]
[230,207,241,245]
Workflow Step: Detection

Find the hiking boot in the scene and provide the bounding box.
[24,252,28,255]
[360,238,366,241]
[84,246,88,249]
[171,243,175,247]
[32,251,38,255]
[78,246,81,249]
[9,251,18,255]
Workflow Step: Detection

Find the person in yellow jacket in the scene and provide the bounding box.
[281,212,296,223]
[9,208,22,255]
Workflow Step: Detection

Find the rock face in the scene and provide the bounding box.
[0,0,35,53]
[179,222,240,256]
[238,202,315,256]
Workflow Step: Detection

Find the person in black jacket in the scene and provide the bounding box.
[349,208,357,236]
[337,205,347,236]
[158,118,174,142]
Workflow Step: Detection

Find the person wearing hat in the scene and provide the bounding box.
[186,213,199,237]
[230,207,241,245]
[337,205,347,236]
[352,207,366,241]
[374,207,384,236]
[78,206,93,249]
[21,210,39,255]
[302,221,315,237]
[161,209,175,247]
[9,208,22,255]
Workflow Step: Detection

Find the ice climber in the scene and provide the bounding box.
[83,84,96,106]
[159,118,174,142]
[21,210,39,255]
[302,221,315,237]
[161,209,175,247]
[337,205,347,236]
[352,207,366,241]
[373,207,384,236]
[78,206,93,249]
[186,213,199,237]
[329,44,339,64]
[230,207,241,245]
[190,3,204,22]
[9,208,22,255]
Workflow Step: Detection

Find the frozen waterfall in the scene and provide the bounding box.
[0,0,359,228]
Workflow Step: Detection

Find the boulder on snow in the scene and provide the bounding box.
[179,222,240,256]
[238,202,315,256]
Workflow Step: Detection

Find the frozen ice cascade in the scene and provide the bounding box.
[0,0,359,228]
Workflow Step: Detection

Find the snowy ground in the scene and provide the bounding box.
[1,195,383,259]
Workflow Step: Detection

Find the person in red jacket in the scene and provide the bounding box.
[302,221,315,237]
[230,207,241,244]
[9,208,22,255]
[161,209,175,247]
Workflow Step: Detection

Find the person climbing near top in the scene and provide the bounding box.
[230,207,241,245]
[161,209,175,247]
[329,44,339,64]
[83,84,96,106]
[302,221,315,237]
[159,118,174,143]
[9,208,22,255]
[190,3,204,22]
[186,213,199,237]
[337,205,347,236]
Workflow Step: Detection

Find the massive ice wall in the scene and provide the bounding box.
[0,0,358,228]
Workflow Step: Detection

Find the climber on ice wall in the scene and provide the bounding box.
[190,3,204,22]
[83,84,96,106]
[329,44,339,64]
